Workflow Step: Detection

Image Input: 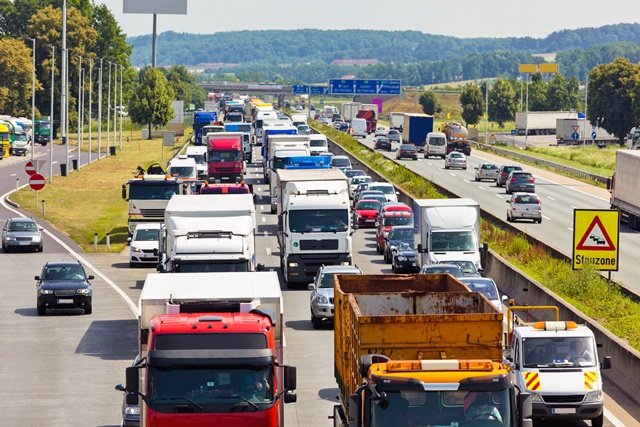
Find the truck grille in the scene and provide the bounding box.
[55,290,76,297]
[139,209,165,219]
[542,394,584,403]
[299,240,339,250]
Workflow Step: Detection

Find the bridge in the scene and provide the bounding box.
[200,82,294,94]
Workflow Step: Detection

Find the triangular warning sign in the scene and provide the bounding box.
[572,125,580,132]
[576,216,615,251]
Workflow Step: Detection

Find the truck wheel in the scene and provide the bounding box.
[311,313,322,329]
[592,413,603,427]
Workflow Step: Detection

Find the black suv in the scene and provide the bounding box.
[2,217,43,252]
[496,165,523,187]
[35,261,94,315]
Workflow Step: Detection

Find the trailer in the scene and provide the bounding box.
[515,111,578,136]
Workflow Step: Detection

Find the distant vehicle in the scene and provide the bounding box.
[2,217,43,252]
[354,199,382,228]
[331,155,352,172]
[374,136,391,150]
[437,260,480,276]
[344,169,366,179]
[391,241,419,273]
[387,129,401,143]
[297,124,311,135]
[474,162,499,182]
[396,144,418,160]
[368,182,398,203]
[419,263,464,277]
[459,277,504,312]
[128,223,162,268]
[375,128,388,137]
[383,225,414,264]
[35,261,94,315]
[496,165,523,187]
[425,131,446,159]
[308,264,362,329]
[506,192,542,223]
[351,118,367,138]
[444,151,467,170]
[295,105,304,111]
[376,211,414,254]
[339,122,350,132]
[318,116,330,124]
[309,134,328,156]
[379,201,412,217]
[506,171,535,194]
[354,189,386,206]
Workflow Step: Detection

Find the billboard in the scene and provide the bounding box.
[123,0,187,14]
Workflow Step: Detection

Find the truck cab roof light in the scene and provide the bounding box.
[386,359,494,372]
[197,316,223,322]
[533,321,577,331]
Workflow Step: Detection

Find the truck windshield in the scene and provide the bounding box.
[176,262,250,273]
[188,154,206,164]
[148,365,274,408]
[14,133,28,141]
[310,139,327,147]
[430,231,476,252]
[289,209,349,233]
[370,389,510,427]
[522,337,596,367]
[209,150,242,162]
[129,183,180,200]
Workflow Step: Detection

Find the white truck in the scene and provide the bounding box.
[159,194,263,273]
[556,118,616,145]
[276,168,354,287]
[290,114,307,128]
[309,134,328,156]
[610,150,640,230]
[505,306,611,427]
[389,111,405,131]
[515,111,579,135]
[254,109,278,145]
[341,102,362,122]
[413,198,484,272]
[185,145,208,180]
[267,135,311,213]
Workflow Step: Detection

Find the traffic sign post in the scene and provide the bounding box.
[572,132,580,141]
[591,131,597,140]
[572,209,619,271]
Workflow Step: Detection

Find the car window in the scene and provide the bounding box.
[398,241,414,251]
[135,229,160,241]
[464,280,499,299]
[383,216,413,226]
[516,195,538,204]
[390,229,413,240]
[448,261,476,274]
[319,273,336,288]
[370,185,394,195]
[44,265,85,280]
[357,201,382,211]
[482,164,498,170]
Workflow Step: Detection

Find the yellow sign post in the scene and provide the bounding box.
[572,210,619,271]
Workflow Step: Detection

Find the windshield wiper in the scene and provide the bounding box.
[217,394,259,410]
[153,396,204,410]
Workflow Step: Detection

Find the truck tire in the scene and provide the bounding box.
[592,413,603,427]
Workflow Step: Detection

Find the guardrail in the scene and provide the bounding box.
[472,141,612,187]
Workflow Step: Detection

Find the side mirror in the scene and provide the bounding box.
[34,276,41,281]
[307,283,316,290]
[417,244,423,253]
[87,275,94,280]
[156,264,165,273]
[127,237,132,244]
[121,184,127,200]
[601,356,612,370]
[256,263,265,271]
[283,365,297,391]
[482,242,489,252]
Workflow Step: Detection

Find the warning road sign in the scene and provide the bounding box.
[573,210,619,271]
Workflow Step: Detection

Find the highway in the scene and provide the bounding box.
[0,142,638,426]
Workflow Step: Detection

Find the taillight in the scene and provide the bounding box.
[510,178,516,182]
[537,199,541,204]
[502,173,507,177]
[530,178,535,182]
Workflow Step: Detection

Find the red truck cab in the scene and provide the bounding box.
[208,136,244,183]
[356,109,378,134]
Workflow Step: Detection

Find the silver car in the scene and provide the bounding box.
[506,192,542,223]
[308,265,362,329]
[474,162,499,182]
[2,217,43,252]
[444,152,467,170]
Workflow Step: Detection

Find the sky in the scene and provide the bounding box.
[97,0,638,39]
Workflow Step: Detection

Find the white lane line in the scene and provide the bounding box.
[478,186,485,191]
[568,228,573,231]
[542,215,551,220]
[604,407,627,427]
[571,206,579,209]
[450,173,456,177]
[547,196,557,201]
[260,205,264,211]
[266,247,271,256]
[262,217,266,223]
[495,194,504,199]
[1,189,138,316]
[264,231,268,238]
[10,173,17,177]
[427,162,432,166]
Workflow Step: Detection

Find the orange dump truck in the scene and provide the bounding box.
[332,274,533,427]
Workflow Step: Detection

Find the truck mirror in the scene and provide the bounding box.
[125,366,139,395]
[601,356,612,370]
[121,184,127,200]
[283,365,297,391]
[518,392,532,420]
[348,393,362,426]
[156,264,165,273]
[283,392,297,404]
[307,283,316,290]
[482,242,489,252]
[256,263,265,271]
[417,243,423,253]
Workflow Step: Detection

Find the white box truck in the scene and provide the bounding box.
[516,111,578,135]
[276,168,354,287]
[611,150,640,230]
[389,112,405,131]
[556,118,616,145]
[413,198,484,271]
[341,102,362,122]
[159,194,263,273]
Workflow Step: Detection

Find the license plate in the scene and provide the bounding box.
[57,299,74,304]
[552,408,576,414]
[411,262,416,266]
[19,241,31,245]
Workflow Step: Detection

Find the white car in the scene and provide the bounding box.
[506,192,542,223]
[308,265,362,329]
[459,277,506,312]
[318,116,330,124]
[128,223,162,268]
[444,152,467,170]
[368,182,398,203]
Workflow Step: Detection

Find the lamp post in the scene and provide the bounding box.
[524,74,530,149]
[26,37,36,160]
[61,0,68,172]
[120,64,124,151]
[47,45,55,183]
[88,57,92,163]
[75,55,82,160]
[106,60,111,156]
[113,62,117,152]
[97,58,103,159]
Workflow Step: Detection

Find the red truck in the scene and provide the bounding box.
[118,272,297,427]
[356,109,378,134]
[207,132,245,183]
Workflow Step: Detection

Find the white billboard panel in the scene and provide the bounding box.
[123,0,187,14]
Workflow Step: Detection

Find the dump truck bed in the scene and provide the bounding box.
[334,274,504,402]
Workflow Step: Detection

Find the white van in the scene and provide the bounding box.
[168,155,198,182]
[185,146,208,180]
[425,131,447,159]
[309,134,328,156]
[291,114,307,129]
[351,118,367,138]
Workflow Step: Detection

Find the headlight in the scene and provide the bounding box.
[31,235,42,242]
[4,236,16,242]
[76,289,91,295]
[530,392,543,402]
[131,246,142,253]
[584,390,603,402]
[288,262,298,267]
[39,289,54,295]
[124,405,140,415]
[389,245,397,252]
[315,295,328,304]
[341,261,350,266]
[397,256,407,261]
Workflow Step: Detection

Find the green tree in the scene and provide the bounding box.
[129,68,175,139]
[488,78,517,127]
[588,57,640,145]
[0,37,40,116]
[459,83,484,126]
[546,74,581,111]
[527,73,547,111]
[631,80,640,126]
[418,91,441,115]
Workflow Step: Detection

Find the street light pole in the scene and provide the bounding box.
[61,0,68,173]
[485,82,489,139]
[525,75,530,149]
[48,45,55,183]
[98,59,102,159]
[113,62,117,152]
[120,64,123,151]
[88,57,92,164]
[76,55,82,158]
[26,37,36,160]
[106,60,111,156]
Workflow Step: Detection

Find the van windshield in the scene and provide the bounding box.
[429,137,446,146]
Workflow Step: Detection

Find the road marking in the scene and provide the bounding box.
[10,173,17,177]
[604,407,627,427]
[547,196,556,201]
[260,205,264,211]
[496,194,504,199]
[478,186,485,191]
[262,217,266,223]
[568,228,573,231]
[266,247,271,256]
[542,215,551,220]
[264,231,268,238]
[571,205,579,209]
[450,173,456,176]
[1,188,138,316]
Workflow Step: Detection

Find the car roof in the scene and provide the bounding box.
[318,265,362,274]
[369,182,393,187]
[448,152,465,156]
[8,217,36,223]
[389,225,413,231]
[382,211,413,218]
[423,264,462,270]
[44,261,83,268]
[357,199,382,204]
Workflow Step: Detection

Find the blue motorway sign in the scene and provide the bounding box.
[329,79,401,95]
[310,86,329,95]
[292,84,308,94]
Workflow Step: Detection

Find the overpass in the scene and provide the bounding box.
[200,82,294,94]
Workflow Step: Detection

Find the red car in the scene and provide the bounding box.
[354,199,382,228]
[379,202,413,217]
[375,211,414,254]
